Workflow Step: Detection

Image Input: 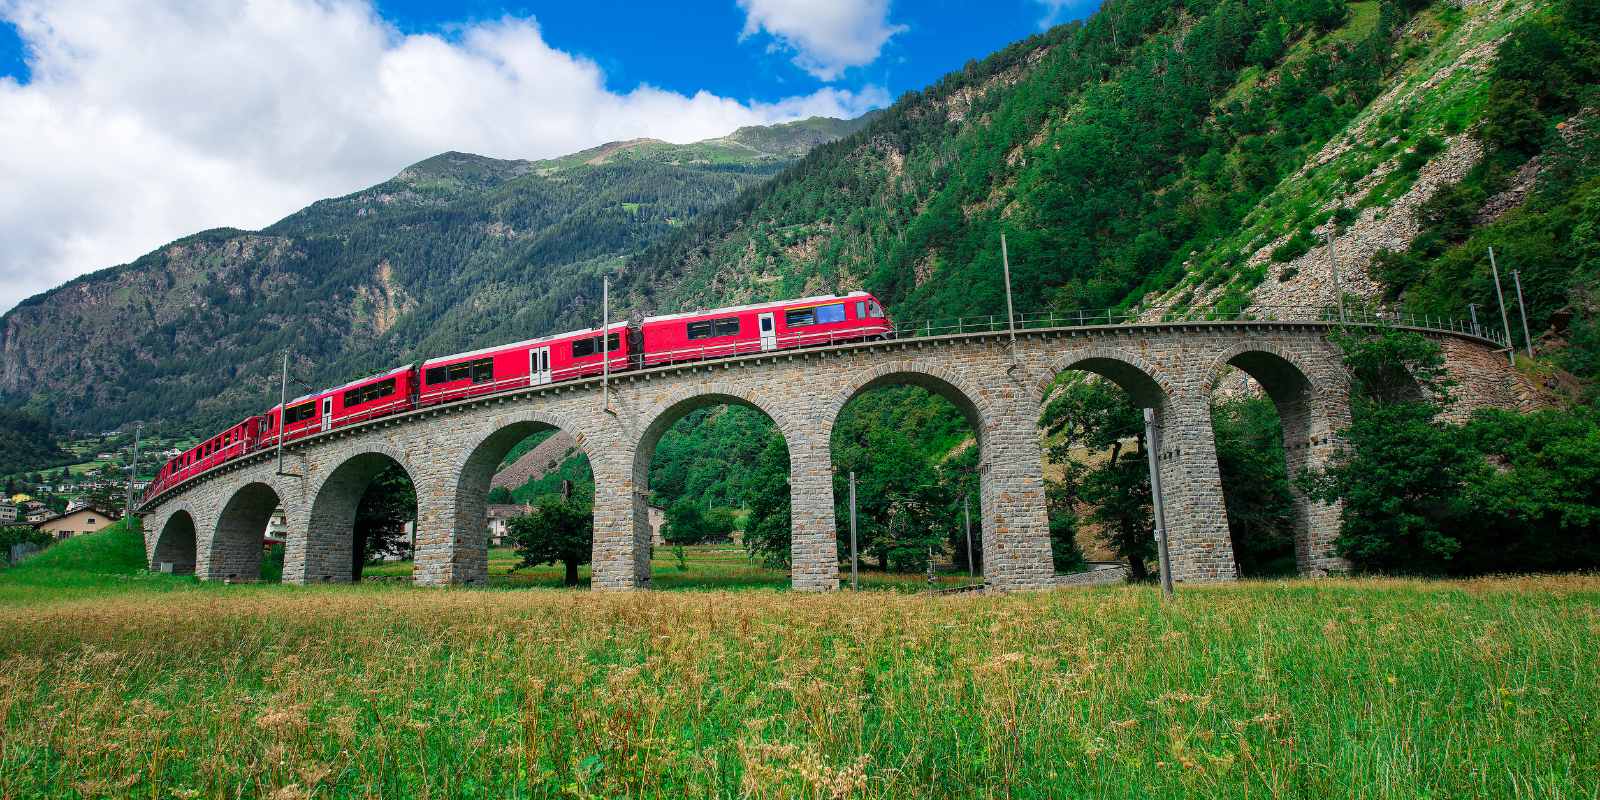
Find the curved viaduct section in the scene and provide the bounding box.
[139,321,1518,590]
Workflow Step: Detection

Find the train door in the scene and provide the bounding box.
[321,397,333,432]
[759,312,777,351]
[530,346,552,386]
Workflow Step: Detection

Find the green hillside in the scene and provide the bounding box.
[4,0,1598,437]
[0,118,873,435]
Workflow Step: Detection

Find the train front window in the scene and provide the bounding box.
[856,300,866,318]
[471,358,494,384]
[868,300,884,319]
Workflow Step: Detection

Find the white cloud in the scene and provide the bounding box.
[0,0,887,313]
[738,0,907,81]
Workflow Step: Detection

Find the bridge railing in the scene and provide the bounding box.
[889,305,1512,349]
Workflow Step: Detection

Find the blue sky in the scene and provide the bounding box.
[0,0,1095,312]
[3,0,1091,110]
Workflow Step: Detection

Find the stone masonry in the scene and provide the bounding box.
[140,320,1517,590]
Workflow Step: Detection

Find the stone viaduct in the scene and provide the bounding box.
[138,320,1518,591]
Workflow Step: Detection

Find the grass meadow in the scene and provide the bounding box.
[1,527,1598,798]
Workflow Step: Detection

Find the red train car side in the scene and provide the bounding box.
[640,291,890,367]
[260,365,416,448]
[418,323,630,406]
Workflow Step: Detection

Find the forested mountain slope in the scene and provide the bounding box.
[617,0,1596,382]
[0,116,872,434]
[7,0,1598,440]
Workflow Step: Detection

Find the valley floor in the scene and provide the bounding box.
[1,565,1595,798]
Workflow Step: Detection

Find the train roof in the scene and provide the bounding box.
[420,322,630,367]
[275,364,414,409]
[642,292,875,324]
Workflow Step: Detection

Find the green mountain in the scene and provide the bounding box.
[0,116,873,434]
[5,0,1599,438]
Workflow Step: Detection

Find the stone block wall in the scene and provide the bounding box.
[140,320,1514,591]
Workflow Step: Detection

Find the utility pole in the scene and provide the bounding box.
[1142,408,1174,602]
[849,471,859,591]
[1489,248,1515,365]
[963,495,974,586]
[122,424,142,528]
[1001,234,1018,367]
[1326,230,1346,324]
[1468,303,1480,337]
[927,546,936,598]
[276,353,290,476]
[1512,269,1534,359]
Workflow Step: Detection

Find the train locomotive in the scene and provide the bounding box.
[144,292,892,500]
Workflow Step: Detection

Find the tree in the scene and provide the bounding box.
[508,491,593,585]
[1041,377,1155,579]
[1,525,53,561]
[352,464,416,580]
[663,501,706,544]
[1297,325,1476,572]
[742,429,791,567]
[1211,396,1296,575]
[704,507,738,542]
[487,486,513,504]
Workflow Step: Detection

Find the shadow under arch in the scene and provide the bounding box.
[207,481,281,582]
[150,509,197,575]
[632,384,814,588]
[443,411,594,588]
[294,443,418,585]
[1207,341,1345,575]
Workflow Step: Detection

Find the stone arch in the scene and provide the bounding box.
[1036,344,1237,583]
[1037,347,1178,408]
[291,442,419,585]
[822,360,991,444]
[824,359,1053,591]
[1205,341,1347,576]
[431,409,599,588]
[632,382,824,589]
[205,481,282,582]
[150,507,197,575]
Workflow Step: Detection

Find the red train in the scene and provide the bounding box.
[144,292,892,499]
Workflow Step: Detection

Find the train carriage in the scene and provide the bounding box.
[640,291,890,367]
[418,323,630,406]
[260,365,417,448]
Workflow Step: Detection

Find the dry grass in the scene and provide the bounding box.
[1,575,1598,798]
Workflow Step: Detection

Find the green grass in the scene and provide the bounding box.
[362,542,985,592]
[6,524,1596,797]
[0,573,1595,798]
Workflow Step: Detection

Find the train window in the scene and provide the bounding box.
[344,377,397,407]
[447,361,472,383]
[687,320,713,340]
[689,317,739,340]
[471,358,493,384]
[572,333,621,358]
[868,300,885,319]
[816,304,846,324]
[856,300,866,318]
[286,402,316,424]
[785,308,814,327]
[714,317,740,336]
[425,366,447,386]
